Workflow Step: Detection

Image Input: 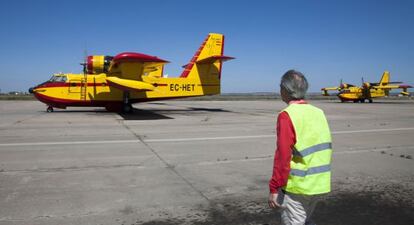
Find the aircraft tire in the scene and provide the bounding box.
[368,99,373,103]
[122,104,133,113]
[46,106,54,112]
[360,99,365,103]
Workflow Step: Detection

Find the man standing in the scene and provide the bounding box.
[268,70,332,225]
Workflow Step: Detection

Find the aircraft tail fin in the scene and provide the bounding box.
[379,71,390,85]
[180,33,234,80]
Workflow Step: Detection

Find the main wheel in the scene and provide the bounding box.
[122,104,133,113]
[368,99,373,103]
[46,106,54,112]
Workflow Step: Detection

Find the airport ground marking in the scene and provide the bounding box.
[1,127,414,147]
[331,127,414,135]
[144,127,414,143]
[0,140,140,147]
[145,134,274,143]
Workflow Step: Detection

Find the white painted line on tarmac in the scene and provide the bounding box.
[332,127,414,135]
[0,140,140,147]
[1,127,414,147]
[144,127,414,143]
[145,134,274,143]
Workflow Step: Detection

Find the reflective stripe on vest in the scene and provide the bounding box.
[292,142,332,158]
[290,164,331,177]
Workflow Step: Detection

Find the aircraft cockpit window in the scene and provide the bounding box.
[49,76,67,83]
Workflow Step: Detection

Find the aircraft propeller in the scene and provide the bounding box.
[80,49,88,75]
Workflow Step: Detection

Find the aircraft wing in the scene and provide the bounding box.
[108,52,169,80]
[321,87,340,91]
[106,76,155,92]
[321,87,340,96]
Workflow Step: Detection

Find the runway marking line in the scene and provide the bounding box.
[1,127,414,147]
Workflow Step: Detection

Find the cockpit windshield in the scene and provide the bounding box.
[48,75,67,83]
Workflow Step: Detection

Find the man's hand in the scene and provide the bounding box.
[268,192,282,208]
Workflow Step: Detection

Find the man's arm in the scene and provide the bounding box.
[268,111,295,208]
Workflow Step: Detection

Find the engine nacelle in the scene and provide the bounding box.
[87,55,113,74]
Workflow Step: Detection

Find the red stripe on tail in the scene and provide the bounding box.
[180,35,210,78]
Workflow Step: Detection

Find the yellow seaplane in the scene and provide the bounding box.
[321,71,412,103]
[29,33,234,112]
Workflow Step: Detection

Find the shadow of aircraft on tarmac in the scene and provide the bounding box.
[38,104,233,121]
[118,108,174,120]
[118,106,233,121]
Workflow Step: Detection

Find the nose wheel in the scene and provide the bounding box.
[46,106,54,112]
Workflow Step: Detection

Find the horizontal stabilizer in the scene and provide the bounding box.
[106,77,155,92]
[399,84,413,88]
[371,81,402,85]
[196,55,235,64]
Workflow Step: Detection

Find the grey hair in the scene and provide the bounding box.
[280,70,308,100]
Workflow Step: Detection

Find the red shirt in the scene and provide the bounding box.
[269,100,306,193]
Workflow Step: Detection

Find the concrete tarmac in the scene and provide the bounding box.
[0,100,413,225]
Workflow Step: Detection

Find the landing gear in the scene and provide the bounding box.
[359,99,365,103]
[122,91,133,113]
[122,103,133,113]
[46,106,54,112]
[368,99,373,103]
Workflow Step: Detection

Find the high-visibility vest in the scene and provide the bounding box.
[282,103,332,195]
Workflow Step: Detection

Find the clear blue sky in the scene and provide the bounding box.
[1,0,413,93]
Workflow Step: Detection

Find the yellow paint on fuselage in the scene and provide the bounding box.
[33,33,229,108]
[338,87,386,100]
[38,72,220,102]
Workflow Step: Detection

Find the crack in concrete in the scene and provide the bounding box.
[0,112,44,129]
[120,121,211,202]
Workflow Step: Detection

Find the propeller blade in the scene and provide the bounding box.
[82,43,88,75]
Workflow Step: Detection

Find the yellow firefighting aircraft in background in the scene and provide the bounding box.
[29,33,234,112]
[321,71,412,103]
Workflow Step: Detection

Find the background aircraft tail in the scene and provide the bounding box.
[180,33,234,94]
[379,71,390,85]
